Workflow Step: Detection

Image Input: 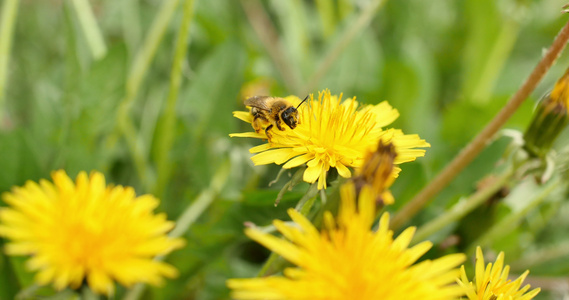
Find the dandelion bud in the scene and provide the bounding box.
[523,68,569,157]
[352,141,398,206]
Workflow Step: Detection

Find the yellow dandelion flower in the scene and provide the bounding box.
[230,90,430,189]
[227,183,466,299]
[0,170,185,295]
[457,247,540,300]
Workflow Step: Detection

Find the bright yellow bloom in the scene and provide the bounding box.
[457,247,540,300]
[0,170,185,295]
[230,90,430,189]
[227,183,466,300]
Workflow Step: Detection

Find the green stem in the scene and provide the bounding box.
[315,0,335,37]
[105,0,182,185]
[169,159,228,239]
[153,0,197,196]
[469,15,520,104]
[391,19,569,230]
[466,178,562,255]
[240,0,301,94]
[71,0,107,60]
[258,183,319,277]
[295,183,319,212]
[0,0,19,113]
[302,0,388,94]
[274,167,305,206]
[81,286,99,300]
[123,161,230,300]
[256,251,280,277]
[121,0,142,53]
[411,167,515,244]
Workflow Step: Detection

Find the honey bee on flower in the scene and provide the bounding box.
[244,95,307,140]
[230,89,430,189]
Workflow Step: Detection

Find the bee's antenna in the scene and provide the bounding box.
[296,95,309,109]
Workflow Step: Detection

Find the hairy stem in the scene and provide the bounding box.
[411,167,515,244]
[391,19,569,230]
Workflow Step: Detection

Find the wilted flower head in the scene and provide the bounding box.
[352,141,398,206]
[457,247,540,300]
[227,182,466,299]
[230,90,430,189]
[0,170,185,295]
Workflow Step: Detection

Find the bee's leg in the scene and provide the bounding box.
[251,117,263,133]
[265,124,273,140]
[275,119,284,131]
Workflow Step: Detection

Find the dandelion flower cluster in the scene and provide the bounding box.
[230,90,430,189]
[227,183,466,299]
[457,247,540,300]
[0,170,185,295]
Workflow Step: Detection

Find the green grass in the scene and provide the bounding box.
[2,0,569,299]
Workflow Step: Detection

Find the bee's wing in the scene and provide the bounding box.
[244,96,273,111]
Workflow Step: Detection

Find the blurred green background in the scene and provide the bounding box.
[2,0,569,299]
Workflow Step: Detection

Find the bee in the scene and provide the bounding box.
[245,95,308,139]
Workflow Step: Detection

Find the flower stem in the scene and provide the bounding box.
[302,0,388,94]
[153,0,197,196]
[0,0,19,114]
[295,183,320,213]
[411,167,515,244]
[257,183,319,277]
[81,286,99,300]
[466,178,562,255]
[391,18,569,230]
[70,0,107,60]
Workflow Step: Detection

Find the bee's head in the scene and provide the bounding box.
[281,107,299,129]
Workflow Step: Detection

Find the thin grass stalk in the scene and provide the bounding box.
[240,0,301,94]
[0,0,19,114]
[315,0,335,37]
[153,0,197,196]
[391,19,569,230]
[469,14,521,104]
[70,0,107,60]
[121,0,142,53]
[105,0,181,186]
[302,0,388,94]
